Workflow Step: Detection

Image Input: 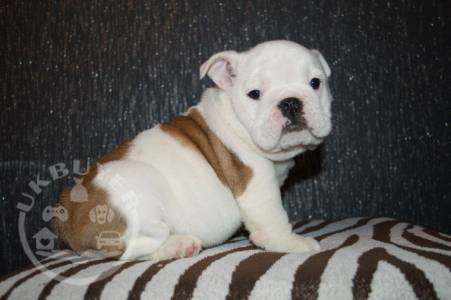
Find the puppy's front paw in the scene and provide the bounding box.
[251,231,320,253]
[280,235,320,253]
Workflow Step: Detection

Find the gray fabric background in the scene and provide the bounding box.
[1,0,450,276]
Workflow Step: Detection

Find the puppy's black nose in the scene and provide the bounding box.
[278,97,303,121]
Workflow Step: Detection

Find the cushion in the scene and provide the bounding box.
[0,217,450,299]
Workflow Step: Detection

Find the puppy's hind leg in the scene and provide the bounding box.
[93,160,174,260]
[120,222,171,260]
[151,234,202,260]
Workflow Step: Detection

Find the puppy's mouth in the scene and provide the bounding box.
[281,116,308,134]
[278,117,324,152]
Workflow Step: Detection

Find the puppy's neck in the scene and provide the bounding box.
[196,88,263,162]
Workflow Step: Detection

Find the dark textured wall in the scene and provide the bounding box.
[1,0,450,276]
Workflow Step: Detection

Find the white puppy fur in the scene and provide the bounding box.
[92,40,332,260]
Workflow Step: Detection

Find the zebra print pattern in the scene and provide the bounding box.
[1,217,450,300]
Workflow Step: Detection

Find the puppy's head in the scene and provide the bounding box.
[200,40,332,158]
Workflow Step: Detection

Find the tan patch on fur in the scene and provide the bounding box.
[54,143,130,257]
[160,109,253,198]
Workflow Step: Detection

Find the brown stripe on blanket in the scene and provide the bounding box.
[352,248,438,300]
[226,252,285,300]
[221,237,249,245]
[172,245,255,299]
[38,258,114,300]
[422,228,451,243]
[315,217,373,241]
[373,220,451,270]
[0,251,73,284]
[291,235,359,300]
[127,259,175,300]
[403,225,451,251]
[84,261,142,300]
[296,219,338,235]
[222,228,251,245]
[292,219,313,230]
[1,256,85,300]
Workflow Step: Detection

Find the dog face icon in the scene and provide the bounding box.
[89,205,114,224]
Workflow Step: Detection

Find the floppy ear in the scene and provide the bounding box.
[107,207,115,223]
[89,208,97,223]
[311,49,331,78]
[199,50,239,89]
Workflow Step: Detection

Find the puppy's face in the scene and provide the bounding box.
[201,41,333,159]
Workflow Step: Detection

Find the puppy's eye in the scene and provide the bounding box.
[247,89,261,100]
[310,78,321,90]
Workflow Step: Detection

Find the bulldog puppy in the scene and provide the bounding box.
[55,40,333,260]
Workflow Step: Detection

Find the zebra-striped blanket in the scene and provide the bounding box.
[1,217,450,300]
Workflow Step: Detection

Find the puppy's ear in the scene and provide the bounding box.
[311,50,331,78]
[200,50,239,89]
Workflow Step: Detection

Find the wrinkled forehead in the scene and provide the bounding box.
[240,49,319,85]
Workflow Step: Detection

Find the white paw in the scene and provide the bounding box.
[251,231,320,253]
[152,234,202,260]
[281,235,320,253]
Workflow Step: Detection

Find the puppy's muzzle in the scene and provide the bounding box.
[278,97,307,132]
